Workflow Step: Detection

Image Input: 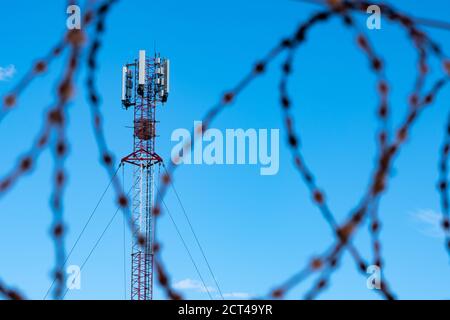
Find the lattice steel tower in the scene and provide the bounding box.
[121,50,170,300]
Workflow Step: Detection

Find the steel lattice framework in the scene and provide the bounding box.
[121,51,169,300]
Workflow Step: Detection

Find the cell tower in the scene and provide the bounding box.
[121,50,170,300]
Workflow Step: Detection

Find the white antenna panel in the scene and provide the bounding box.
[138,50,146,85]
[121,66,127,101]
[165,59,170,94]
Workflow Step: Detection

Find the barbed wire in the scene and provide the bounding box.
[153,0,450,300]
[0,0,449,300]
[265,1,449,299]
[438,113,450,253]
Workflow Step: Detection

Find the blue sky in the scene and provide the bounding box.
[0,0,449,300]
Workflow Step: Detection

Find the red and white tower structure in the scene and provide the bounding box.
[121,50,170,300]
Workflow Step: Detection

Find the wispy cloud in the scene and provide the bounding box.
[174,278,253,299]
[410,209,445,239]
[222,292,253,299]
[173,278,216,293]
[0,65,16,81]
